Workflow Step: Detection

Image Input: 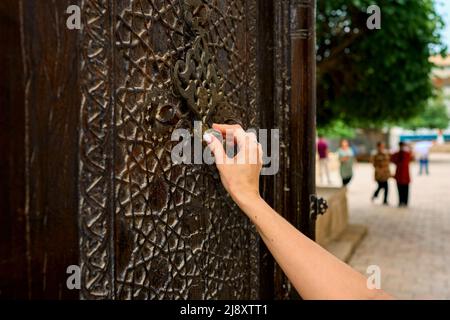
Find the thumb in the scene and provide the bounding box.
[204,132,226,166]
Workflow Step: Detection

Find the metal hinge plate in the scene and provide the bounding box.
[309,194,328,221]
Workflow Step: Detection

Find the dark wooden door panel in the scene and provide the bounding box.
[0,0,28,299]
[0,0,80,299]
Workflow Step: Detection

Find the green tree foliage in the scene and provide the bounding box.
[317,120,356,139]
[402,90,450,130]
[317,0,446,127]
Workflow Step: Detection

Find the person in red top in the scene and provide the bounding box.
[391,142,413,207]
[317,135,331,184]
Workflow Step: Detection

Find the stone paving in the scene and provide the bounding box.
[344,153,450,299]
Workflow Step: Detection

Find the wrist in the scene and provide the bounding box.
[231,190,263,212]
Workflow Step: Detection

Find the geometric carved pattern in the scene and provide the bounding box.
[80,0,259,299]
[79,0,114,299]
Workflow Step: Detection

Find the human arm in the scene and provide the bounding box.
[205,124,393,300]
[390,152,397,164]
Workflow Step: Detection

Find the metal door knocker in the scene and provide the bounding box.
[172,0,240,134]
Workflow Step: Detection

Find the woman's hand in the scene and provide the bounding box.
[203,123,263,204]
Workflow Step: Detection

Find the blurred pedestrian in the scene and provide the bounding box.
[337,139,354,186]
[391,142,413,207]
[371,142,391,205]
[317,135,331,184]
[414,141,433,175]
[437,129,445,145]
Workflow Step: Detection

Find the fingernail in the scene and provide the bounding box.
[203,133,212,144]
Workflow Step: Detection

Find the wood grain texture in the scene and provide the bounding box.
[289,0,316,242]
[0,0,80,299]
[0,0,28,299]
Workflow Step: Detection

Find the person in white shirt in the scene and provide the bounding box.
[414,141,433,175]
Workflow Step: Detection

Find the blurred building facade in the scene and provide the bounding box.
[389,55,450,148]
[430,55,450,121]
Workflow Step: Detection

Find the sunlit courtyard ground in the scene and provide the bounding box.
[344,153,450,299]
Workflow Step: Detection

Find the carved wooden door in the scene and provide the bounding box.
[0,0,316,299]
[78,0,263,300]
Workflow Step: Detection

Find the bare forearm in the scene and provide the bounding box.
[205,124,392,299]
[235,194,392,300]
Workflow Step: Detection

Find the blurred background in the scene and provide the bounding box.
[314,0,450,299]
